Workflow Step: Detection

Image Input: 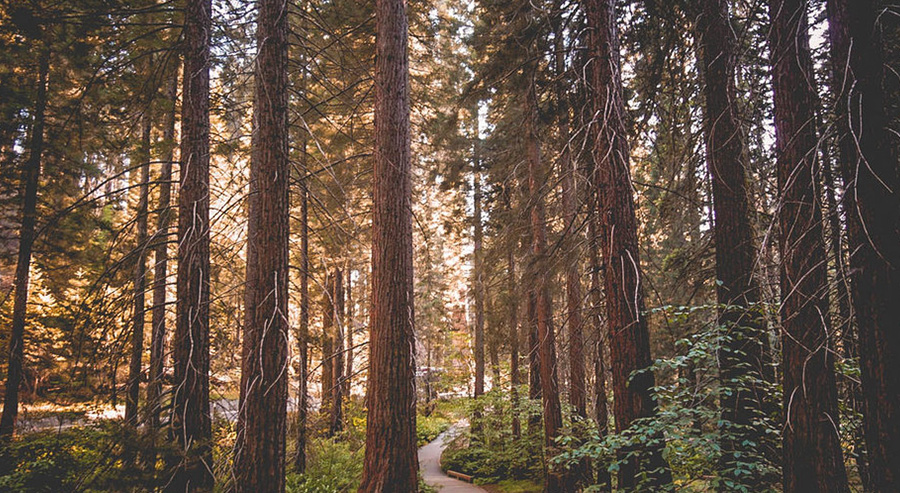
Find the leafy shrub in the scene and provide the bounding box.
[417,414,450,446]
[0,422,155,492]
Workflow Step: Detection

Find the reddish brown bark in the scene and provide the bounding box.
[768,1,849,491]
[168,0,213,487]
[234,0,290,489]
[293,168,310,472]
[147,59,179,433]
[826,0,900,488]
[0,50,48,440]
[358,0,418,487]
[524,69,571,493]
[695,0,771,483]
[583,0,672,488]
[507,234,521,438]
[473,127,486,398]
[331,268,345,436]
[344,266,353,399]
[321,273,334,418]
[555,31,586,421]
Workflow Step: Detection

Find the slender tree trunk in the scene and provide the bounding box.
[555,31,586,421]
[0,50,49,440]
[125,107,152,426]
[473,112,485,399]
[322,272,335,418]
[526,287,541,435]
[826,0,900,488]
[524,68,571,493]
[331,268,345,435]
[358,0,418,486]
[583,0,673,488]
[293,164,310,472]
[768,1,849,491]
[168,0,213,487]
[695,0,771,485]
[507,234,521,438]
[344,266,352,399]
[588,196,611,492]
[147,57,179,434]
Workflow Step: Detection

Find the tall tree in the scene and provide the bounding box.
[358,0,418,487]
[768,0,849,491]
[235,0,290,492]
[125,100,152,426]
[826,0,900,488]
[234,0,290,489]
[0,49,49,440]
[524,67,571,493]
[473,110,485,399]
[331,268,345,436]
[555,28,586,421]
[695,0,771,484]
[582,0,673,488]
[293,147,310,472]
[147,58,179,433]
[168,0,213,488]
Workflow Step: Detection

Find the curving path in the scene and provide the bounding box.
[418,425,487,492]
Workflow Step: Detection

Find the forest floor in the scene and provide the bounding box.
[418,423,487,492]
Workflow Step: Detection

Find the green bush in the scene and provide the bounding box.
[439,390,544,485]
[0,423,155,492]
[417,414,450,446]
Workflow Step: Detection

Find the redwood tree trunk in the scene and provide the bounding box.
[168,0,213,487]
[294,168,310,472]
[125,107,152,426]
[507,234,521,438]
[768,1,849,491]
[147,59,179,433]
[524,69,571,493]
[826,0,900,488]
[0,50,48,440]
[344,266,353,399]
[358,0,418,487]
[473,113,485,398]
[583,0,672,488]
[696,0,771,484]
[322,273,334,419]
[331,268,345,436]
[234,0,290,489]
[555,31,586,421]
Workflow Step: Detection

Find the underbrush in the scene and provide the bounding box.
[439,390,545,486]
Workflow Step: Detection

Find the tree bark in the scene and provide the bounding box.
[473,110,485,399]
[0,49,48,440]
[826,0,900,488]
[588,193,611,492]
[524,68,571,493]
[358,0,418,487]
[768,1,849,491]
[330,268,345,436]
[344,265,353,399]
[168,0,213,487]
[125,105,152,426]
[507,232,521,438]
[695,0,771,485]
[582,0,673,488]
[234,0,290,489]
[555,30,586,421]
[293,162,310,472]
[147,56,179,434]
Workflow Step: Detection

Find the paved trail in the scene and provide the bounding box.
[418,425,486,492]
